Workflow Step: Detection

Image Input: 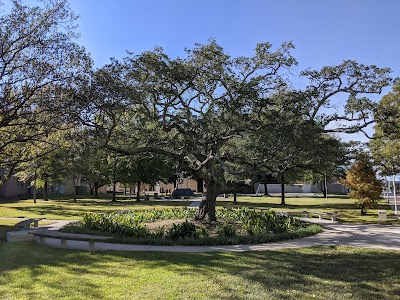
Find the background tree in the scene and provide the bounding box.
[227,90,350,205]
[371,80,400,174]
[0,0,91,179]
[115,155,175,202]
[374,80,400,139]
[342,157,383,215]
[370,81,400,212]
[15,130,74,202]
[80,147,110,199]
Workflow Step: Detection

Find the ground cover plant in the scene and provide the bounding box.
[1,242,400,300]
[61,207,321,246]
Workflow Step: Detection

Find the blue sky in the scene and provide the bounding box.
[65,0,400,142]
[68,0,400,82]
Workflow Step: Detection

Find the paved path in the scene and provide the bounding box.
[3,217,400,252]
[187,200,201,208]
[85,222,400,252]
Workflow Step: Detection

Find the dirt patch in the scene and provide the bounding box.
[143,218,189,231]
[143,218,242,237]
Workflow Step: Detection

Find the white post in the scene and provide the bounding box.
[393,175,398,214]
[386,177,390,201]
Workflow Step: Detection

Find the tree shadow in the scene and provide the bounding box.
[0,224,17,240]
[1,242,399,299]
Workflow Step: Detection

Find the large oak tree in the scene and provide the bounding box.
[90,41,391,222]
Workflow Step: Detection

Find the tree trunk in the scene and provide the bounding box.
[264,183,271,196]
[33,169,37,203]
[361,202,367,215]
[233,192,237,204]
[124,185,127,196]
[324,173,328,201]
[33,186,37,204]
[111,182,117,202]
[94,182,99,198]
[195,184,218,222]
[280,172,286,205]
[89,184,93,195]
[73,185,77,203]
[321,183,327,198]
[72,176,77,203]
[44,179,48,201]
[136,181,141,202]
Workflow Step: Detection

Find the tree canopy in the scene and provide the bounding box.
[0,0,91,178]
[86,40,391,221]
[371,81,400,176]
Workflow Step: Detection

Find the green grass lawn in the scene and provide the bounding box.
[0,194,397,225]
[0,220,19,240]
[0,197,190,220]
[0,220,56,241]
[0,242,399,299]
[1,197,399,299]
[220,195,399,224]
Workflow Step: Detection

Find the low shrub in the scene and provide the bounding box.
[217,222,237,237]
[219,208,305,235]
[82,213,150,238]
[166,220,199,240]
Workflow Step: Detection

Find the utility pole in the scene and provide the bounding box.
[386,176,389,202]
[393,175,398,214]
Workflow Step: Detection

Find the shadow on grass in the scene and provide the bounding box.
[0,242,399,299]
[220,200,392,212]
[0,225,17,240]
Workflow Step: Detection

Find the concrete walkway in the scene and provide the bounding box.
[76,222,400,252]
[3,217,400,252]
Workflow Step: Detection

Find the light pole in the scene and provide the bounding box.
[386,176,390,202]
[394,175,398,214]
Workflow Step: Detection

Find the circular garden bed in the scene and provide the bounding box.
[61,207,322,246]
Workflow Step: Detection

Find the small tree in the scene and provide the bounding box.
[342,158,383,215]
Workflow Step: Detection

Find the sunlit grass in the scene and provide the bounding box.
[0,220,19,240]
[0,220,56,241]
[0,196,190,220]
[0,194,397,225]
[0,242,399,300]
[219,195,399,224]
